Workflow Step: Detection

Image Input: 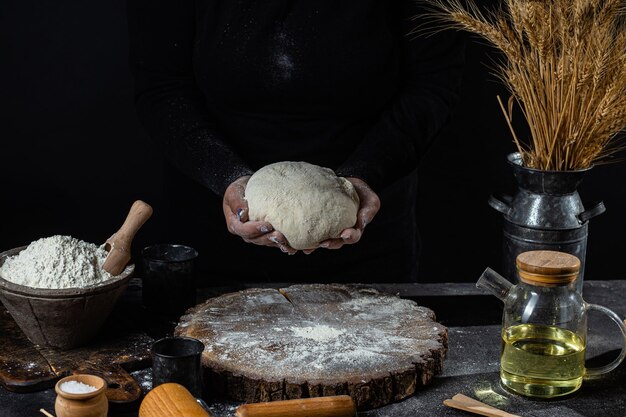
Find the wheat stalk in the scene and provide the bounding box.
[424,0,626,170]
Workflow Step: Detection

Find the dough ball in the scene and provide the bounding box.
[245,161,360,250]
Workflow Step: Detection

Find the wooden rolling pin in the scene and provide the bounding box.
[139,383,211,417]
[102,200,153,276]
[235,396,356,417]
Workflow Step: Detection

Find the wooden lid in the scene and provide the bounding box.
[516,250,580,286]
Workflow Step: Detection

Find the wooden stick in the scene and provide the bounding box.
[235,396,356,417]
[39,409,55,417]
[443,394,521,417]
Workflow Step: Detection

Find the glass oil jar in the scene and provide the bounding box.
[477,250,626,398]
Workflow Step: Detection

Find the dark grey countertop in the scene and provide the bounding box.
[1,280,625,417]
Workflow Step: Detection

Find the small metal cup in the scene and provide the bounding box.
[151,336,205,398]
[141,244,198,317]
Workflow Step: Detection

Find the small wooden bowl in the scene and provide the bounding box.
[0,246,133,350]
[55,374,108,417]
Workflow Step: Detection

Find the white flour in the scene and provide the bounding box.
[290,325,345,342]
[0,235,113,289]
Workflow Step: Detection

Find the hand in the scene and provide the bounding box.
[304,177,381,254]
[223,176,298,255]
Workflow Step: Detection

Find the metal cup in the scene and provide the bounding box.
[151,336,205,398]
[141,244,198,317]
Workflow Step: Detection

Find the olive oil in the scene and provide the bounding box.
[500,323,585,398]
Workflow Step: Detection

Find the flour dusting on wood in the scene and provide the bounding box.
[176,284,448,409]
[290,325,344,342]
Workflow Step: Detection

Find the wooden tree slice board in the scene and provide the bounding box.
[175,284,448,410]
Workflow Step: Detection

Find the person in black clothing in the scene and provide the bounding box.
[127,1,464,283]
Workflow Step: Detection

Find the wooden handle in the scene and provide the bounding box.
[139,383,211,417]
[103,200,153,275]
[443,394,520,417]
[235,396,356,417]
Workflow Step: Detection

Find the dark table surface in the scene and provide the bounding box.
[1,280,625,417]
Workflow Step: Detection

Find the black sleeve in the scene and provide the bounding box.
[335,3,465,191]
[127,0,253,196]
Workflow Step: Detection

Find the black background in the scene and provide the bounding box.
[1,1,625,284]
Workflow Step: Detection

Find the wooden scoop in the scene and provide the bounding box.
[235,396,356,417]
[443,393,520,417]
[102,200,153,276]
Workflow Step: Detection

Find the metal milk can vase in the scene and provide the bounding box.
[488,153,606,293]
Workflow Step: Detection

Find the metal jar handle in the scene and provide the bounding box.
[583,302,626,377]
[488,194,512,215]
[578,201,606,224]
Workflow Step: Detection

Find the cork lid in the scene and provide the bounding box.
[516,250,580,286]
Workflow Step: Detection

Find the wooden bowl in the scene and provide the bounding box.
[0,246,133,350]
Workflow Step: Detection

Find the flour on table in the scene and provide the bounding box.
[178,285,447,381]
[290,325,345,342]
[0,235,114,289]
[176,285,448,409]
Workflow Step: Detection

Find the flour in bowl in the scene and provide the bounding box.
[0,235,114,289]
